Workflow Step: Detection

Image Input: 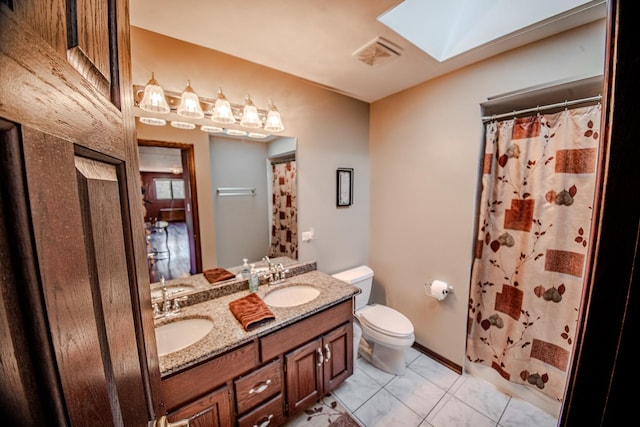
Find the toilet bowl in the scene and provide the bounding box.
[332,266,415,375]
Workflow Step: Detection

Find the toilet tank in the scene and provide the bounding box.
[332,265,374,310]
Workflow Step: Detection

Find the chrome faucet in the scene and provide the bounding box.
[153,278,188,319]
[262,257,289,286]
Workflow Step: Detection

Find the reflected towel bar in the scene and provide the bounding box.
[217,187,256,197]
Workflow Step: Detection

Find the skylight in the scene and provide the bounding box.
[378,0,604,62]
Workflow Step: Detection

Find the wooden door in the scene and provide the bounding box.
[322,323,353,392]
[285,338,323,415]
[0,1,159,426]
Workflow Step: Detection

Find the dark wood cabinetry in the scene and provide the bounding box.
[235,358,283,415]
[168,386,232,427]
[285,324,353,414]
[160,299,354,427]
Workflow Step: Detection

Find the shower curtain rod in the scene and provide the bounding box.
[481,94,602,123]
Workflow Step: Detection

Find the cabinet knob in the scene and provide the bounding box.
[324,343,331,362]
[253,414,273,427]
[316,347,324,366]
[248,379,271,394]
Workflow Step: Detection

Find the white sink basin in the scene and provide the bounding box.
[155,317,213,356]
[263,284,320,307]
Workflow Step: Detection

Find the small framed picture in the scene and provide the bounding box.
[336,168,353,206]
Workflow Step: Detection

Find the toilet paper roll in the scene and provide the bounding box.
[427,280,450,301]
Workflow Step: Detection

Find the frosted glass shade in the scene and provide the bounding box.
[177,81,204,119]
[264,107,285,132]
[139,73,170,113]
[211,89,235,124]
[240,97,261,129]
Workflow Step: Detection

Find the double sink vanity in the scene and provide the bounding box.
[151,257,360,427]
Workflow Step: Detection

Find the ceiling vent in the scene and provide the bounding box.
[353,37,402,67]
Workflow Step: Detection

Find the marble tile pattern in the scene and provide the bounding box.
[330,349,558,427]
[155,266,361,377]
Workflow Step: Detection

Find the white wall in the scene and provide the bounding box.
[131,27,370,274]
[369,20,606,368]
[209,136,269,267]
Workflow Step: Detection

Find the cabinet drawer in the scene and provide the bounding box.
[235,359,283,415]
[162,341,258,411]
[260,300,353,361]
[237,394,285,427]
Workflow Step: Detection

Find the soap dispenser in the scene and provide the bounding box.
[248,264,259,292]
[240,258,250,280]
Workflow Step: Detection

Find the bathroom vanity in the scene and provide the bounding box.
[152,262,359,426]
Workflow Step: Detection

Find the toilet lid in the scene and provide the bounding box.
[358,304,414,338]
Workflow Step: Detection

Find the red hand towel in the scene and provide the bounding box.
[203,268,235,284]
[229,293,275,331]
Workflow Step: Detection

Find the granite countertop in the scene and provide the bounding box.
[150,257,313,306]
[155,269,361,377]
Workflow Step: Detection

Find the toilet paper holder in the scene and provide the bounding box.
[425,280,454,300]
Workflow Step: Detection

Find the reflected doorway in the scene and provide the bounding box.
[138,140,202,281]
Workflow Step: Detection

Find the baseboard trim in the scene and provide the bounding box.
[412,342,462,375]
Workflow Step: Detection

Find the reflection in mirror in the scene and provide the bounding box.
[210,135,297,267]
[138,142,200,283]
[138,135,297,283]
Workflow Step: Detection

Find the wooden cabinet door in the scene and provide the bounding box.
[168,386,232,427]
[0,1,157,426]
[322,323,353,392]
[285,337,323,414]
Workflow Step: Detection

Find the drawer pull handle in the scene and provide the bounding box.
[249,379,272,394]
[317,347,324,366]
[324,344,331,362]
[253,414,273,427]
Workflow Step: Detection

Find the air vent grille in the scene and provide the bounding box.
[353,37,402,67]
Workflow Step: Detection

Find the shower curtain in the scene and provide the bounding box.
[466,104,601,401]
[269,160,298,259]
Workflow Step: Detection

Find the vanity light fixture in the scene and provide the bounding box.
[226,129,248,136]
[200,125,224,133]
[210,88,236,124]
[170,121,196,130]
[139,117,166,126]
[264,101,285,132]
[177,80,204,119]
[239,95,262,129]
[139,72,170,113]
[133,82,286,132]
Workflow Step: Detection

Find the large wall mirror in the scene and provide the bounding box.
[138,135,297,283]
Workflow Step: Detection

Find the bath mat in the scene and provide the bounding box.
[285,393,362,427]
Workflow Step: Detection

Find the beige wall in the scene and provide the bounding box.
[132,19,606,373]
[369,20,606,366]
[131,27,371,274]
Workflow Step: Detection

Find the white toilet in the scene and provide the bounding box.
[332,265,415,375]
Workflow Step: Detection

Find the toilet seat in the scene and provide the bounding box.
[357,304,414,338]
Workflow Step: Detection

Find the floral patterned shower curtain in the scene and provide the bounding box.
[466,104,601,401]
[269,160,298,259]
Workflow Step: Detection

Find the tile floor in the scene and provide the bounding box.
[331,348,559,427]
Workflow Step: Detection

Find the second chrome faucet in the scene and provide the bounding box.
[262,256,289,285]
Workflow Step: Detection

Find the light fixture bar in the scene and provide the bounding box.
[133,84,285,132]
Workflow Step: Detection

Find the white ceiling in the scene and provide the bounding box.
[129,0,607,103]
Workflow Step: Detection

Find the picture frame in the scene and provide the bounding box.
[336,168,353,206]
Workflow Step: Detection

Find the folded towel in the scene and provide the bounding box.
[203,268,235,284]
[229,293,275,331]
